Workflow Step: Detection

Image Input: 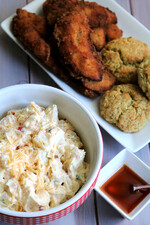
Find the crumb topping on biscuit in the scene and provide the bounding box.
[100,84,150,133]
[138,56,150,100]
[102,37,150,84]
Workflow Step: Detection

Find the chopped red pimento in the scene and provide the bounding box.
[39,206,43,211]
[18,126,24,131]
[24,144,28,147]
[11,112,15,115]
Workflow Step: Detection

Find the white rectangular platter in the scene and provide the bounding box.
[1,0,150,152]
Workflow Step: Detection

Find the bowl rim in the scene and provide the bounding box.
[94,149,150,220]
[0,84,104,217]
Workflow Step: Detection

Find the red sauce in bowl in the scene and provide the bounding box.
[100,165,150,214]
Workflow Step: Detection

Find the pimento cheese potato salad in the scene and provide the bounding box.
[0,102,89,212]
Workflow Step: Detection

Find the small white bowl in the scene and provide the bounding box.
[94,149,150,220]
[0,84,104,224]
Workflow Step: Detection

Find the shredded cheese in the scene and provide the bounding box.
[0,102,89,212]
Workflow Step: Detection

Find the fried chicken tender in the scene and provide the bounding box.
[12,9,99,98]
[43,0,78,27]
[12,5,118,98]
[12,9,50,63]
[54,9,103,81]
[55,65,99,98]
[43,0,121,52]
[43,0,49,16]
[106,24,123,41]
[90,25,123,51]
[14,8,47,38]
[81,69,116,93]
[12,9,68,80]
[90,27,106,51]
[76,1,117,28]
[43,0,117,29]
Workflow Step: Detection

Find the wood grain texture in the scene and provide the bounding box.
[0,0,29,88]
[131,0,150,29]
[114,0,131,11]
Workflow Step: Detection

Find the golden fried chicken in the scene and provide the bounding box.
[43,0,117,29]
[76,1,117,28]
[106,24,123,41]
[12,9,50,63]
[55,67,99,98]
[43,0,78,27]
[12,9,99,97]
[43,0,121,52]
[81,69,116,93]
[90,27,106,51]
[12,9,66,78]
[12,5,118,98]
[90,24,123,50]
[54,9,103,81]
[14,8,47,38]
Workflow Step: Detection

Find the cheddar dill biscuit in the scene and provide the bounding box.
[102,37,150,84]
[100,84,150,133]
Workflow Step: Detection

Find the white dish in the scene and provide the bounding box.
[94,149,150,220]
[1,0,150,152]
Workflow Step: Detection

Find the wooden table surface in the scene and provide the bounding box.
[0,0,150,224]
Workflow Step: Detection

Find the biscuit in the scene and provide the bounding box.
[102,37,150,84]
[100,84,150,133]
[138,56,150,100]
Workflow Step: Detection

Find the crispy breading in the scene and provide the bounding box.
[43,0,78,27]
[43,0,49,17]
[12,5,120,98]
[43,0,120,51]
[82,69,116,93]
[76,1,117,28]
[12,9,50,63]
[12,10,98,98]
[43,0,117,29]
[53,64,99,98]
[77,84,99,98]
[90,25,123,51]
[106,24,123,41]
[15,9,47,38]
[46,39,99,98]
[90,27,106,51]
[54,9,103,81]
[12,9,64,78]
[47,49,99,98]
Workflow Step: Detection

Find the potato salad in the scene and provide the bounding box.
[0,102,89,212]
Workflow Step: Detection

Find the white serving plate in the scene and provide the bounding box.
[94,149,150,220]
[1,0,150,152]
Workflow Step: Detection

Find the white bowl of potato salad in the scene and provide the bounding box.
[0,84,103,224]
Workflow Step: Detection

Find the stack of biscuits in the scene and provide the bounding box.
[100,37,150,133]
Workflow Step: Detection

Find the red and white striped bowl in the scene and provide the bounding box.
[0,84,104,225]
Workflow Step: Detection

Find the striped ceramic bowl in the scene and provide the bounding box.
[0,84,103,225]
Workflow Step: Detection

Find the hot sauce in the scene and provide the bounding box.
[100,165,150,214]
